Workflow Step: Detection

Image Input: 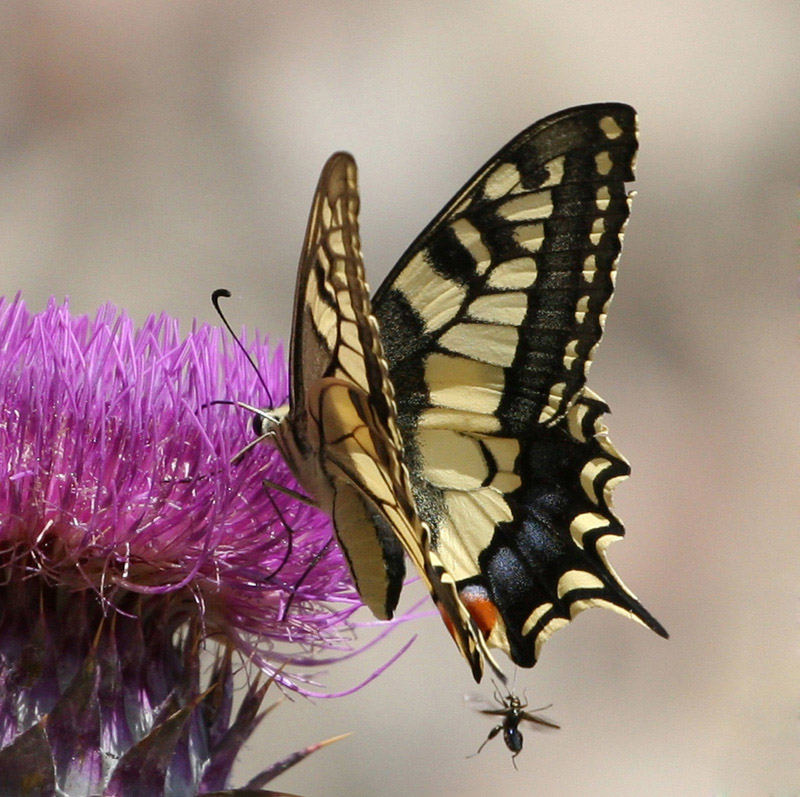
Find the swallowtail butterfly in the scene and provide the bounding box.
[259,103,667,682]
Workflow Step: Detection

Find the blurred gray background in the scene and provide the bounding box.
[2,2,798,794]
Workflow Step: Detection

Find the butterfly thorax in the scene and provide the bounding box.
[272,401,336,513]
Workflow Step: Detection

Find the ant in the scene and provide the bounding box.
[471,683,559,767]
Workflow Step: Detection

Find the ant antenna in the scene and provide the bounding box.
[491,679,506,705]
[212,289,274,407]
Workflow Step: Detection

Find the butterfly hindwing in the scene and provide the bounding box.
[372,103,666,669]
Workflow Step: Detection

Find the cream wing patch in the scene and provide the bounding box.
[468,291,528,326]
[450,218,492,275]
[439,323,518,368]
[425,353,504,415]
[487,257,538,290]
[391,250,467,333]
[418,429,519,493]
[483,162,522,199]
[497,191,553,222]
[438,488,513,581]
[417,407,501,435]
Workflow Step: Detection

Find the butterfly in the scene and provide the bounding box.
[257,103,667,682]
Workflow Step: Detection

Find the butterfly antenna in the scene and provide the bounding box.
[212,288,274,407]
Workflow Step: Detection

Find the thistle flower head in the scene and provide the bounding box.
[0,295,378,794]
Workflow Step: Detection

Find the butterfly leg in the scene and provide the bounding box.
[262,478,318,507]
[279,536,334,621]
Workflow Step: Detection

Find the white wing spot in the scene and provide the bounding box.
[538,381,567,423]
[441,489,513,581]
[565,400,591,442]
[425,353,505,415]
[589,217,605,245]
[569,512,612,549]
[513,222,545,253]
[418,407,501,434]
[583,254,597,283]
[540,155,565,187]
[418,428,488,490]
[483,435,520,469]
[580,457,613,504]
[595,186,611,210]
[522,603,553,636]
[595,151,613,176]
[498,191,553,222]
[562,338,580,371]
[557,569,605,599]
[451,218,491,275]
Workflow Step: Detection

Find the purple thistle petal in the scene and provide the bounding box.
[0,293,412,793]
[0,295,366,676]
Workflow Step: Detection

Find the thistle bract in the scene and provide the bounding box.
[0,295,368,795]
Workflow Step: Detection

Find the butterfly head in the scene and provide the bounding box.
[251,405,289,438]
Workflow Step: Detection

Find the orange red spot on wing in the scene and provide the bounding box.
[460,586,500,638]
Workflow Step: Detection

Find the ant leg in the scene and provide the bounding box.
[468,725,502,758]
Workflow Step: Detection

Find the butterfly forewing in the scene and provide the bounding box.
[373,104,666,669]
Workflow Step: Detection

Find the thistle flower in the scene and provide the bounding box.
[0,295,384,795]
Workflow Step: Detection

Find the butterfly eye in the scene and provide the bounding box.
[251,408,286,439]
